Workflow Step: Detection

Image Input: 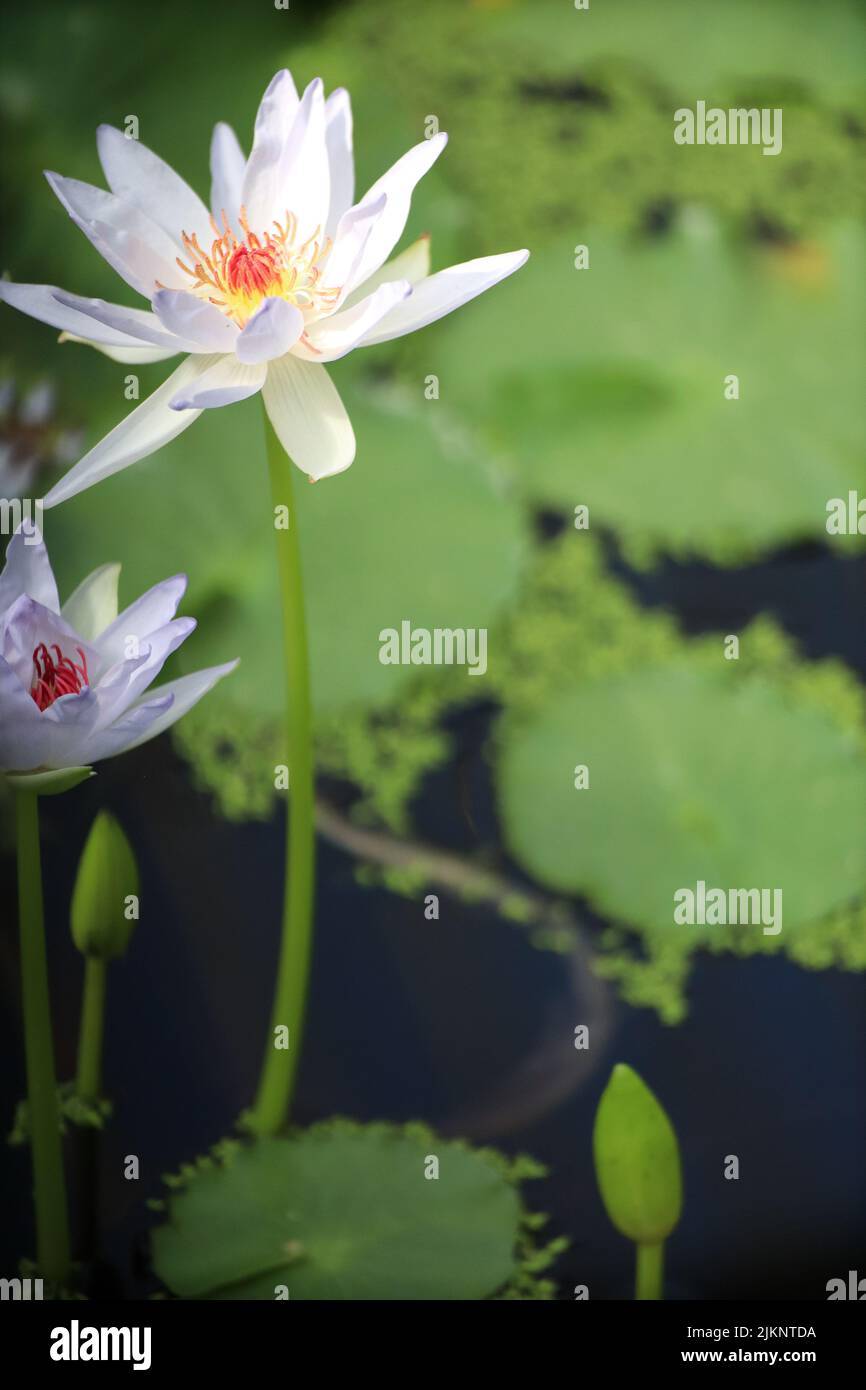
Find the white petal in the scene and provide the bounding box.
[235,298,304,364]
[275,78,329,239]
[57,333,181,364]
[358,249,530,347]
[249,72,299,160]
[210,121,246,231]
[42,356,218,509]
[321,193,387,310]
[344,133,447,292]
[0,280,172,349]
[253,69,300,137]
[300,280,411,362]
[97,125,212,246]
[95,573,187,669]
[152,289,239,353]
[170,355,266,409]
[61,563,121,640]
[45,172,187,297]
[263,355,355,481]
[342,233,431,309]
[52,289,193,348]
[0,527,59,615]
[324,88,354,238]
[97,659,239,758]
[241,70,301,229]
[244,78,329,239]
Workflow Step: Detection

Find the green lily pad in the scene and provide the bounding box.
[496,663,866,933]
[178,383,526,721]
[48,376,527,721]
[46,386,266,610]
[429,219,866,563]
[152,1124,523,1300]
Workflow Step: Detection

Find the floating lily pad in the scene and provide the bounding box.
[496,663,866,932]
[152,1124,523,1300]
[47,388,267,611]
[429,219,866,563]
[49,377,528,721]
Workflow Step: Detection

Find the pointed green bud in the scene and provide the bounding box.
[593,1063,682,1244]
[70,812,140,960]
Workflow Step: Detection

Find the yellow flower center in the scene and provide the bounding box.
[174,208,340,329]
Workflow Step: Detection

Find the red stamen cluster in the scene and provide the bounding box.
[30,642,89,711]
[226,242,281,298]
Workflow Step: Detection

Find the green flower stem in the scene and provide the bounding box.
[15,790,71,1284]
[249,410,316,1135]
[635,1241,664,1300]
[75,958,107,1102]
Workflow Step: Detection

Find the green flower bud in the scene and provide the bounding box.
[593,1063,682,1244]
[70,811,140,960]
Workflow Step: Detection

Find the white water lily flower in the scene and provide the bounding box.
[0,526,237,774]
[0,71,528,504]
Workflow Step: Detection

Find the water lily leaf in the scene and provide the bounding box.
[167,381,526,721]
[593,1064,682,1245]
[46,385,261,605]
[152,1124,522,1300]
[429,219,866,563]
[49,378,526,722]
[496,663,866,933]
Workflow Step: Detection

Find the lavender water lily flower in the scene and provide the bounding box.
[0,527,237,779]
[0,70,528,501]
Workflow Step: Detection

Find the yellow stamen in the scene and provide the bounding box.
[174,207,340,328]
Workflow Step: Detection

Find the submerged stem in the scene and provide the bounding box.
[248,409,316,1135]
[15,790,71,1284]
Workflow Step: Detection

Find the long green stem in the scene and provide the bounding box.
[248,410,316,1135]
[15,790,71,1285]
[75,958,107,1102]
[635,1241,664,1300]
